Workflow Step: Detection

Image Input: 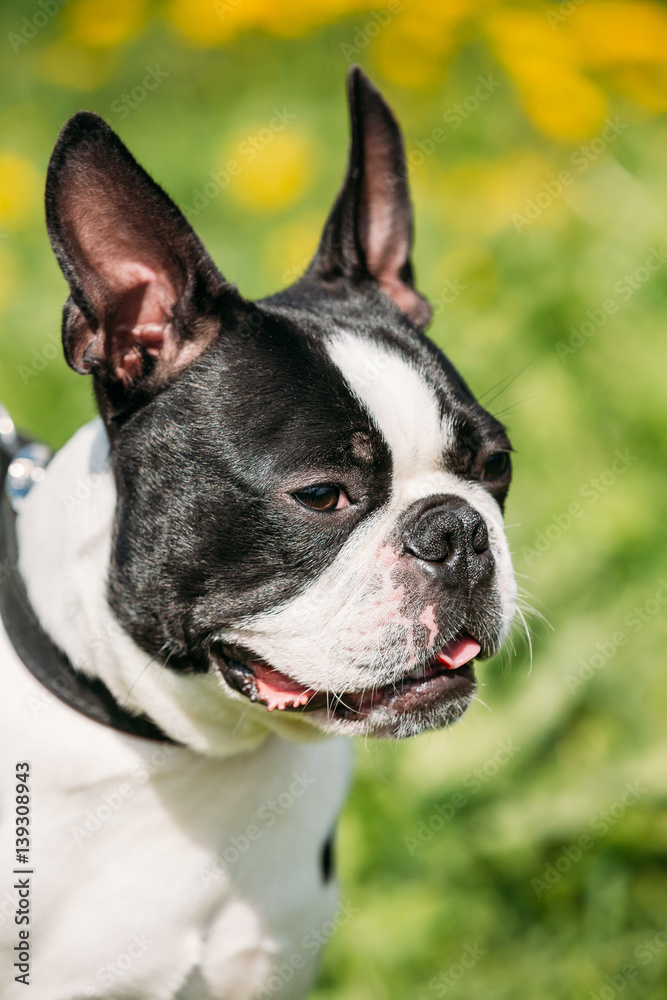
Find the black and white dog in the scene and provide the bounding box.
[0,67,516,999]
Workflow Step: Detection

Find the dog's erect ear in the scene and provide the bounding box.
[307,66,431,329]
[46,112,241,400]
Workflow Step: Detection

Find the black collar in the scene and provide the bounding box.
[0,449,174,743]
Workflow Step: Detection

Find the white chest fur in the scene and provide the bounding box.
[0,422,352,999]
[0,630,351,999]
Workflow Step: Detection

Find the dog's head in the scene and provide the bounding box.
[45,68,516,739]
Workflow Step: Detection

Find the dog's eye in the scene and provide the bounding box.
[482,452,510,481]
[293,485,348,511]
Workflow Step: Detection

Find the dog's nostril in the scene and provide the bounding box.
[401,497,494,589]
[403,510,460,563]
[472,521,489,554]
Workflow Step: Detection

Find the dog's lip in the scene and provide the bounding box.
[212,634,480,719]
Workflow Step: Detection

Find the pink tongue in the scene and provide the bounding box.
[251,636,480,711]
[434,635,481,670]
[251,662,315,712]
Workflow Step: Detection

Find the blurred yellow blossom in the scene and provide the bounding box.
[567,1,667,67]
[36,41,117,89]
[416,152,566,239]
[610,66,667,113]
[485,9,607,141]
[374,0,483,90]
[65,0,148,48]
[0,154,41,230]
[263,211,323,287]
[166,0,384,48]
[225,129,318,211]
[29,0,667,139]
[566,0,667,112]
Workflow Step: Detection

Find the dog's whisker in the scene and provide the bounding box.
[471,692,492,712]
[514,606,534,676]
[490,395,538,420]
[477,362,532,407]
[122,642,172,706]
[515,589,553,631]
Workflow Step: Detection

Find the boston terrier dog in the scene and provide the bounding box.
[0,67,516,999]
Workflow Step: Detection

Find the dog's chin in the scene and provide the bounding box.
[209,636,480,740]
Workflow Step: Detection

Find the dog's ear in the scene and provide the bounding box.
[306,66,431,329]
[45,112,243,404]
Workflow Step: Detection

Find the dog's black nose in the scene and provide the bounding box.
[402,495,494,590]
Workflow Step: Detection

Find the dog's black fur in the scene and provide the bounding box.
[44,66,511,702]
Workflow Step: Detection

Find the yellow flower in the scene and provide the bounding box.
[226,129,317,212]
[485,9,607,141]
[567,1,667,67]
[262,211,323,289]
[0,154,41,230]
[609,65,667,113]
[66,0,148,48]
[374,14,454,90]
[373,0,483,90]
[166,0,252,47]
[167,0,381,47]
[36,42,117,89]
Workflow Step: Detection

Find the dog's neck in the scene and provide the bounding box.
[16,419,326,756]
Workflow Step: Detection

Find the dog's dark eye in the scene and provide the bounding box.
[293,485,348,511]
[482,452,510,481]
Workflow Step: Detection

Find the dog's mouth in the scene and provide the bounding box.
[211,633,480,721]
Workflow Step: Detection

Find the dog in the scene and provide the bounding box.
[0,66,516,999]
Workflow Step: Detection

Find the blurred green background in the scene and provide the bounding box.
[1,1,666,997]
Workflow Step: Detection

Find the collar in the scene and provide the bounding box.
[0,443,175,744]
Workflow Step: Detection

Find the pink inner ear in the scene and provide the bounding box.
[359,129,408,282]
[380,276,428,322]
[357,121,432,326]
[109,262,177,381]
